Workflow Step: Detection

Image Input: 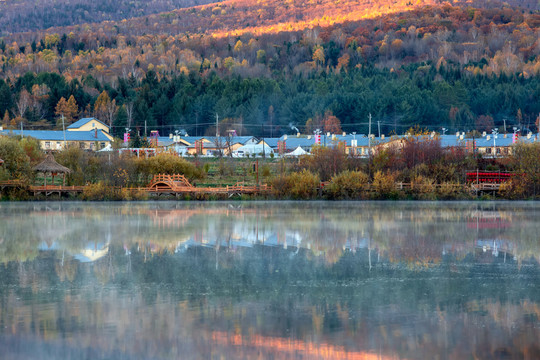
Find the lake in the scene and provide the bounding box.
[0,201,539,359]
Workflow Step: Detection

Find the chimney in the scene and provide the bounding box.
[482,131,486,137]
[527,132,532,139]
[487,135,491,141]
[283,135,287,140]
[326,132,330,137]
[503,133,507,138]
[297,132,300,137]
[307,135,311,139]
[342,132,346,136]
[381,134,385,140]
[456,132,459,137]
[169,133,173,139]
[94,128,98,138]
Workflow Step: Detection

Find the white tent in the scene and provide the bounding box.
[233,143,273,157]
[97,144,113,152]
[284,146,309,157]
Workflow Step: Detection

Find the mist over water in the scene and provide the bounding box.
[0,201,539,359]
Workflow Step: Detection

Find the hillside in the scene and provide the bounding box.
[2,0,538,80]
[0,0,215,35]
[0,0,538,137]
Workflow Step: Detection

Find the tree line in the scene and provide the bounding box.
[1,65,539,138]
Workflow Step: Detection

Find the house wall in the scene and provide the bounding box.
[69,120,110,134]
[477,146,512,156]
[41,139,111,151]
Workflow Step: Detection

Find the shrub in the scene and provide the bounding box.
[298,146,346,181]
[56,146,88,185]
[82,182,121,200]
[436,182,469,200]
[511,143,540,197]
[19,137,43,165]
[271,169,320,199]
[120,187,148,201]
[372,171,398,198]
[288,170,320,199]
[498,178,527,199]
[136,153,204,183]
[0,136,32,181]
[325,170,369,199]
[261,164,271,178]
[203,163,210,174]
[410,175,435,196]
[216,158,235,177]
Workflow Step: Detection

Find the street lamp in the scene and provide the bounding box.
[491,128,498,158]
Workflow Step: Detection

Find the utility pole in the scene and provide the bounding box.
[21,121,23,138]
[261,123,265,158]
[144,120,147,138]
[62,114,66,149]
[377,120,381,138]
[215,113,221,156]
[368,113,372,155]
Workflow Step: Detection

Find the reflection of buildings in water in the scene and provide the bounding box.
[475,239,516,262]
[467,210,512,230]
[39,241,110,263]
[73,243,109,263]
[145,207,270,229]
[442,238,517,263]
[174,229,372,253]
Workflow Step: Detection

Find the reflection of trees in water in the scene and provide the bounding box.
[1,202,539,266]
[1,244,539,359]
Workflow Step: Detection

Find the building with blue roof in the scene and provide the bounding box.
[66,117,113,140]
[0,129,113,151]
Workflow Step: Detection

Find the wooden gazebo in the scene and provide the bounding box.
[33,154,71,186]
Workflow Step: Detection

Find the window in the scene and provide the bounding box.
[45,142,50,149]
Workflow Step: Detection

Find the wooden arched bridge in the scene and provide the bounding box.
[145,174,271,197]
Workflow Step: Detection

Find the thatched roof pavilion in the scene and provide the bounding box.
[33,154,71,186]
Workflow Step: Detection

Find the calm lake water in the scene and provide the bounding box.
[0,201,539,359]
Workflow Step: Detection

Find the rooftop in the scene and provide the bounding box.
[0,129,112,142]
[67,117,109,130]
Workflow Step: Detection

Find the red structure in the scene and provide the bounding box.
[466,171,513,184]
[277,140,286,155]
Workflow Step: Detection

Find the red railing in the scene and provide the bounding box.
[466,171,514,184]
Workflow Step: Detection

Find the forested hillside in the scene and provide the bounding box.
[0,0,215,35]
[0,0,538,136]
